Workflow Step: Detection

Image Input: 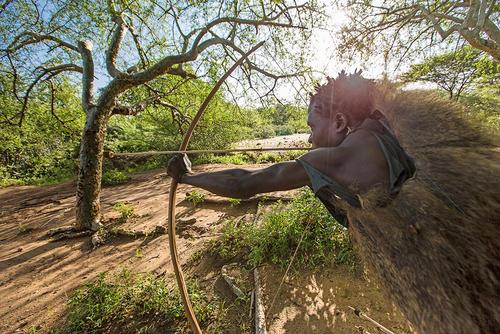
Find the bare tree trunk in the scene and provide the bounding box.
[75,106,109,231]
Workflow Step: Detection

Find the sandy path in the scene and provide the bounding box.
[236,133,310,149]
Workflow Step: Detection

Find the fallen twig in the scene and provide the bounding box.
[348,306,397,334]
[221,264,245,298]
[254,267,267,334]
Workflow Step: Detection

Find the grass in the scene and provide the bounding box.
[0,169,75,187]
[211,188,359,270]
[102,169,131,186]
[113,202,135,221]
[58,270,221,334]
[228,198,242,207]
[17,222,33,234]
[194,150,307,166]
[185,190,206,206]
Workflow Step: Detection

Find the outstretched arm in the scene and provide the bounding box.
[181,161,310,198]
[167,147,351,199]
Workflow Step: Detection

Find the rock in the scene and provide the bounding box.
[178,216,197,225]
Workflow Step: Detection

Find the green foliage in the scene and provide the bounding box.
[254,104,308,138]
[212,189,358,270]
[401,46,499,99]
[61,270,216,333]
[460,88,500,131]
[101,170,131,186]
[254,151,306,164]
[0,74,83,187]
[113,202,135,221]
[17,222,33,234]
[196,150,307,166]
[228,198,242,207]
[185,191,206,206]
[200,153,251,165]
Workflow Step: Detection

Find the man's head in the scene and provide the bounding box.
[307,70,375,148]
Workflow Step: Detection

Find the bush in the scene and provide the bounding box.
[185,191,206,206]
[113,202,135,221]
[460,91,500,131]
[275,124,295,136]
[212,188,359,270]
[102,170,131,186]
[253,124,276,139]
[61,270,216,333]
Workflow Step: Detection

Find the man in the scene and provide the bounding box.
[167,71,415,224]
[168,71,500,334]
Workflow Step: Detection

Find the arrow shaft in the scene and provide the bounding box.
[108,146,312,158]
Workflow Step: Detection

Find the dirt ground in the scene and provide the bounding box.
[0,161,412,333]
[261,266,412,334]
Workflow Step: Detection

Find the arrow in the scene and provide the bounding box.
[106,146,312,158]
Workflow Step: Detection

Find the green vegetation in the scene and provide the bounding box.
[401,46,498,100]
[102,170,131,186]
[134,248,143,258]
[212,189,358,270]
[460,88,500,131]
[185,191,206,206]
[0,75,83,187]
[197,150,307,166]
[17,223,33,234]
[113,202,135,221]
[228,198,242,207]
[59,270,219,334]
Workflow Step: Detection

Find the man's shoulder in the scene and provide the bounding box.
[342,128,381,149]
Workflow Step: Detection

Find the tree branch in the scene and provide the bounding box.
[111,95,161,116]
[78,40,95,110]
[106,15,129,78]
[418,4,499,61]
[7,64,82,126]
[46,79,80,136]
[5,31,79,53]
[6,52,20,101]
[126,18,149,69]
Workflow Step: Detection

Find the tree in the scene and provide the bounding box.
[338,0,500,65]
[401,46,499,99]
[1,0,320,233]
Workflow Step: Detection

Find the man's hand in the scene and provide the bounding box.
[167,154,192,182]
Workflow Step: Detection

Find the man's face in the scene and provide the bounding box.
[307,97,347,148]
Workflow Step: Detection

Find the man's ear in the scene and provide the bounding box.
[334,113,348,133]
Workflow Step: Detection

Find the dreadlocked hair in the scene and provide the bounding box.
[310,70,376,126]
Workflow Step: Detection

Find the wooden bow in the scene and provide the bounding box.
[167,41,265,334]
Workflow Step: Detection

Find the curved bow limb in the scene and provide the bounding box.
[167,41,265,334]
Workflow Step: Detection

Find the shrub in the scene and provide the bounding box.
[61,270,216,333]
[212,189,359,270]
[102,170,131,186]
[113,202,135,221]
[185,191,206,206]
[253,124,276,139]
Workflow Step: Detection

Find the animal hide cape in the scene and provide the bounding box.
[348,90,500,334]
